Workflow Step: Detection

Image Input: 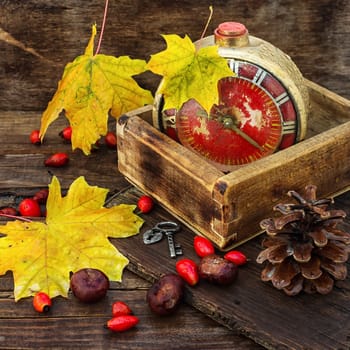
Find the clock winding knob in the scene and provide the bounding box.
[214,22,249,47]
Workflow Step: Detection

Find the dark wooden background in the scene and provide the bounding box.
[0,0,349,112]
[0,1,349,349]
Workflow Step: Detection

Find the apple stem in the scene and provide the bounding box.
[95,0,109,55]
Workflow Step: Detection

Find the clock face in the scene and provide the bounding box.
[158,59,299,168]
[229,59,298,150]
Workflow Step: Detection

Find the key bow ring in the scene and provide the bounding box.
[143,221,180,244]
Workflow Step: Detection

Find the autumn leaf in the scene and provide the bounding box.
[39,24,153,155]
[0,176,143,301]
[147,34,234,113]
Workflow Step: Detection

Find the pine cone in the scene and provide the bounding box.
[256,185,350,296]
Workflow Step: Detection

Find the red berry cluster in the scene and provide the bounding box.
[176,235,248,287]
[30,127,70,167]
[33,277,139,332]
[30,126,117,167]
[106,301,139,332]
[0,188,49,218]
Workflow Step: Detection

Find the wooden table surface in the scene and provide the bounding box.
[0,113,265,350]
[0,1,349,349]
[0,111,349,350]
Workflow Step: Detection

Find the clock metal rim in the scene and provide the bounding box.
[176,76,285,167]
[200,34,309,142]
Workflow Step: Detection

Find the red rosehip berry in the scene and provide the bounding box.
[33,188,49,204]
[18,198,41,217]
[33,292,52,313]
[30,129,41,145]
[137,195,154,213]
[175,258,199,286]
[0,207,18,216]
[59,126,72,142]
[105,131,117,149]
[106,315,139,332]
[44,152,69,167]
[112,301,132,317]
[224,250,248,266]
[193,235,215,258]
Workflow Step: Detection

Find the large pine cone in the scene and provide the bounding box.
[256,185,350,296]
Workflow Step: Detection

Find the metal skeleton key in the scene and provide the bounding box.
[164,230,183,258]
[143,221,183,258]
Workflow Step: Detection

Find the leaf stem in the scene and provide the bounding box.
[0,213,32,222]
[104,184,133,207]
[200,6,214,40]
[95,0,109,55]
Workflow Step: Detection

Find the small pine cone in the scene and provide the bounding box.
[256,185,350,296]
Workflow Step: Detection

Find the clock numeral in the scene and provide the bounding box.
[252,68,267,86]
[282,120,296,134]
[228,59,240,74]
[275,92,290,106]
[162,112,176,126]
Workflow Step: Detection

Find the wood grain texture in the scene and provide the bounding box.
[0,1,349,349]
[0,112,262,350]
[0,0,349,111]
[0,273,260,350]
[115,187,350,350]
[0,117,348,349]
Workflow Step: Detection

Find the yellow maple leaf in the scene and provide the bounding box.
[0,176,143,301]
[39,24,153,155]
[147,34,234,113]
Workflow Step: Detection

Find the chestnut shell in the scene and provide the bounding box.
[70,268,109,303]
[198,254,238,285]
[146,273,184,315]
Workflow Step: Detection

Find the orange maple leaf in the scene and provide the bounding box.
[0,176,143,301]
[39,25,153,155]
[147,34,234,113]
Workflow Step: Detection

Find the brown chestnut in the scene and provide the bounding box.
[146,273,184,315]
[198,254,238,285]
[70,268,109,303]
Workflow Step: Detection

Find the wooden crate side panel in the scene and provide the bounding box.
[306,79,350,118]
[305,79,350,137]
[214,120,350,245]
[123,105,154,123]
[117,115,228,244]
[117,115,223,189]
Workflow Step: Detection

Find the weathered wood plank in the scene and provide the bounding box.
[0,111,349,349]
[0,110,263,349]
[0,111,127,191]
[0,273,262,350]
[0,317,261,350]
[0,291,262,350]
[0,0,349,111]
[113,187,350,350]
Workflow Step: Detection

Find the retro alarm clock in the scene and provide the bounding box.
[153,22,309,171]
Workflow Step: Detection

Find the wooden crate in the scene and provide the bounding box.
[117,79,350,249]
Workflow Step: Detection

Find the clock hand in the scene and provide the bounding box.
[222,117,264,151]
[198,108,265,151]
